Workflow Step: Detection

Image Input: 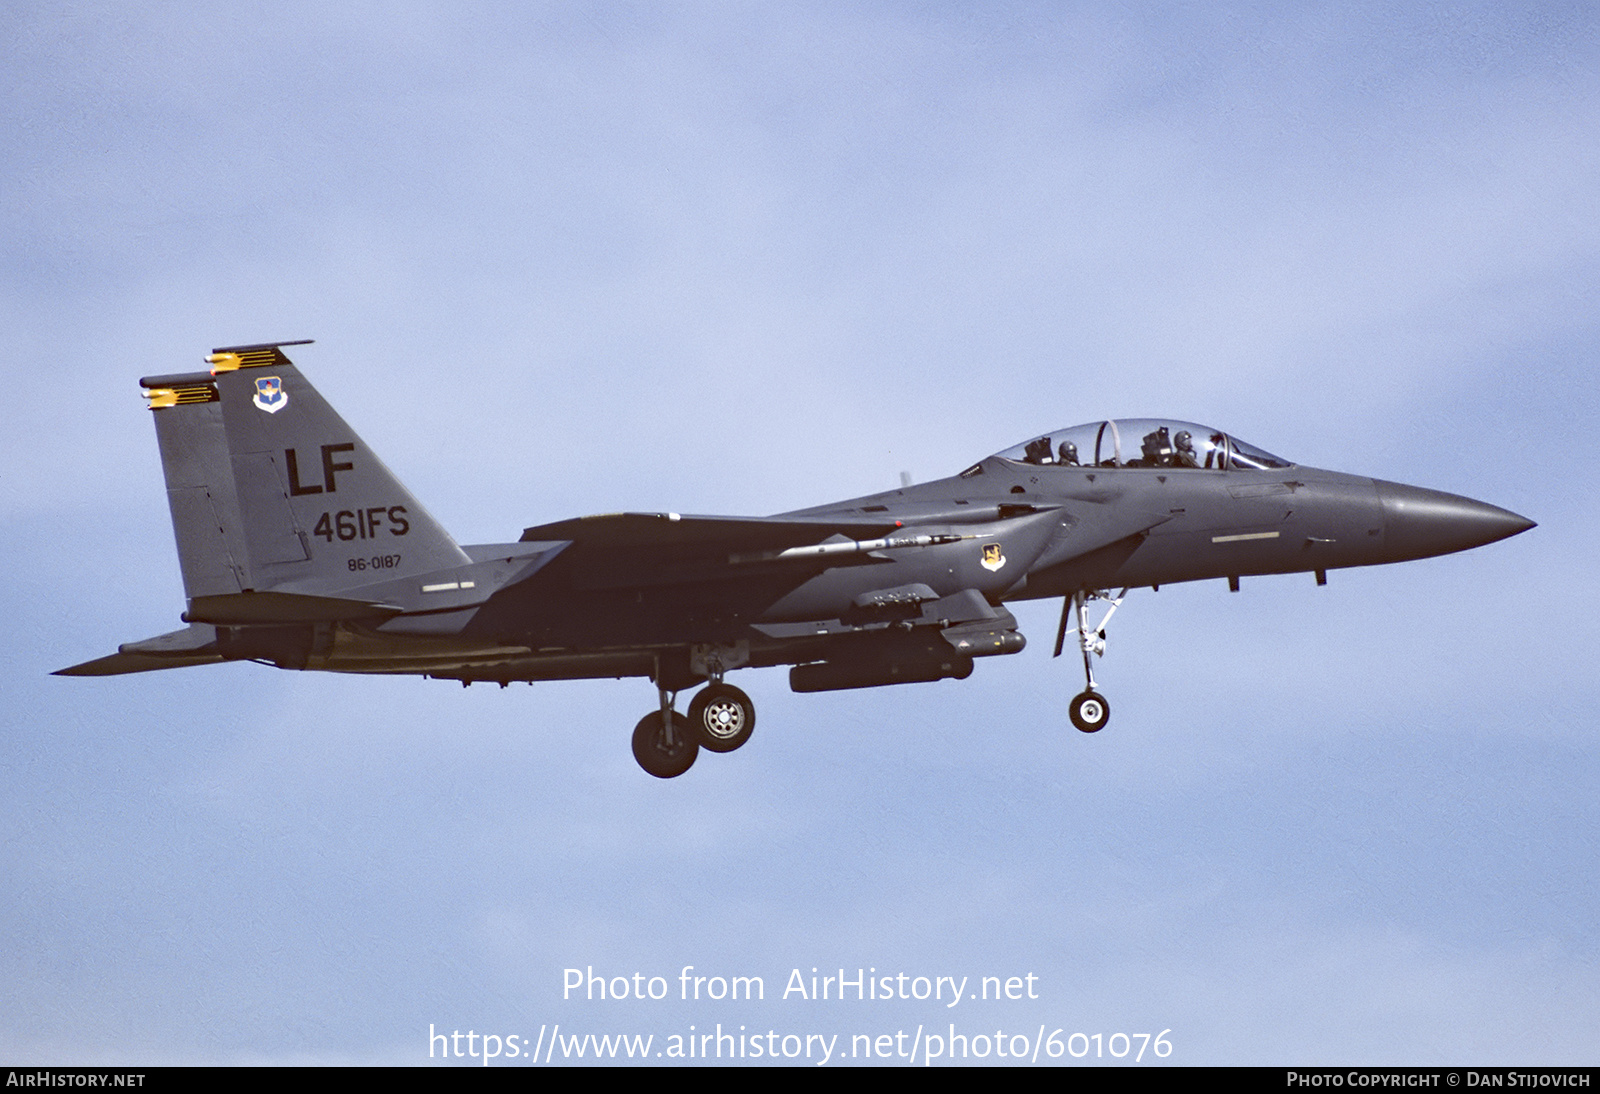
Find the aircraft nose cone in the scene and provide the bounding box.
[1375,480,1535,561]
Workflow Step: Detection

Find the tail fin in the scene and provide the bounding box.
[141,341,469,609]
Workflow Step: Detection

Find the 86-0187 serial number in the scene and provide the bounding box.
[348,554,403,572]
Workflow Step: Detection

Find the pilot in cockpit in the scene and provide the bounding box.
[1058,440,1079,466]
[1174,430,1200,469]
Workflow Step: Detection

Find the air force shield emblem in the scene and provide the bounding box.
[253,376,287,414]
[981,542,1006,572]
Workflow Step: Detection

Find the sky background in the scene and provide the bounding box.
[3,1,1596,1066]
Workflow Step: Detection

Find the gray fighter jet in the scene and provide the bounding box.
[58,341,1535,777]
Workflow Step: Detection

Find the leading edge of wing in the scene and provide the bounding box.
[518,512,906,551]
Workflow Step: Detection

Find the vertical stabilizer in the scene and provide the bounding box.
[146,374,249,599]
[141,341,469,601]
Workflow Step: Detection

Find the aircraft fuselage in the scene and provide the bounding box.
[57,345,1534,777]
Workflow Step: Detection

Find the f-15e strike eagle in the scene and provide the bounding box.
[58,341,1535,777]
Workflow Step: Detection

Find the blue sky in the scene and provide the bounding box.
[3,2,1596,1065]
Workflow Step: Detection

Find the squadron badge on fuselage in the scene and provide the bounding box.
[253,376,287,414]
[982,542,1006,571]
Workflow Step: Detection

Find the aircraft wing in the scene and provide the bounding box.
[518,511,905,551]
[513,511,961,596]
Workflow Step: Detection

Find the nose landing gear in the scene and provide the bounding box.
[1056,588,1128,734]
[1068,689,1111,733]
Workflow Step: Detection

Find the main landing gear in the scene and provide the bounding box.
[632,707,697,779]
[1056,588,1128,734]
[631,680,757,778]
[688,682,756,753]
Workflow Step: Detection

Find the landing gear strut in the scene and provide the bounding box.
[1056,588,1127,734]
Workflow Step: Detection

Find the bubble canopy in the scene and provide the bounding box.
[989,419,1293,471]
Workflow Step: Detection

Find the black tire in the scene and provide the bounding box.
[687,683,756,753]
[1069,690,1111,734]
[631,711,699,778]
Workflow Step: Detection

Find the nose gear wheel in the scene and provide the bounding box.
[1069,690,1110,733]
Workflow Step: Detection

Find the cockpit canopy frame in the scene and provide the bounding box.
[985,419,1293,473]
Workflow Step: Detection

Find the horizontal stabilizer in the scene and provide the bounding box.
[54,623,224,676]
[53,651,226,676]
